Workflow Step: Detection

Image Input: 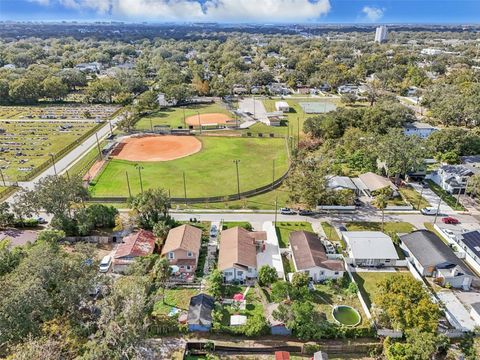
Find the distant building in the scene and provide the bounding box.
[112,230,156,273]
[275,101,290,113]
[374,25,388,43]
[429,165,476,194]
[403,122,438,138]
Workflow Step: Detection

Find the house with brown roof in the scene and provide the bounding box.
[289,231,344,282]
[218,226,265,283]
[161,224,203,274]
[113,229,156,273]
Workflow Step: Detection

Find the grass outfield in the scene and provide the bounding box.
[90,136,289,198]
[135,103,233,130]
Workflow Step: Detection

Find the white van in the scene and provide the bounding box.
[421,207,439,216]
[99,255,112,273]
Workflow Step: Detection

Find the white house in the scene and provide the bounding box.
[275,101,290,113]
[342,231,400,267]
[400,230,473,290]
[455,230,480,269]
[429,165,476,194]
[289,231,344,282]
[403,122,438,138]
[218,227,266,283]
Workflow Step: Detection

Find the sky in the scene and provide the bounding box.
[0,0,479,24]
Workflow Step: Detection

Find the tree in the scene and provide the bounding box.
[466,173,480,198]
[152,220,172,247]
[117,110,139,133]
[207,269,224,299]
[373,192,389,232]
[291,272,309,289]
[377,129,427,183]
[0,238,25,276]
[41,76,68,101]
[9,77,41,104]
[257,265,278,287]
[273,301,320,340]
[85,204,118,228]
[384,330,448,360]
[0,202,14,229]
[128,188,171,229]
[244,312,268,337]
[36,229,65,245]
[151,257,172,303]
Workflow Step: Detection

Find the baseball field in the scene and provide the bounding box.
[89,136,289,198]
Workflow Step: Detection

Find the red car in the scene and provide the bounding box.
[442,217,460,225]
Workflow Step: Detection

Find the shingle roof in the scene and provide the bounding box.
[218,227,257,271]
[328,176,357,191]
[358,172,397,192]
[290,231,344,272]
[114,229,155,259]
[400,230,472,275]
[342,231,399,260]
[161,224,202,255]
[187,293,215,326]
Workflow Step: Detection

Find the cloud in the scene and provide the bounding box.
[362,6,384,22]
[30,0,332,22]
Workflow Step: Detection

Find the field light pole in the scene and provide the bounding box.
[197,111,202,134]
[271,159,276,190]
[109,120,113,136]
[149,118,153,132]
[95,132,102,160]
[0,169,5,186]
[183,107,186,128]
[135,164,144,194]
[183,171,187,204]
[233,160,241,200]
[125,171,132,198]
[49,153,57,176]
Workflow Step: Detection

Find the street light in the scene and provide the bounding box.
[49,153,57,176]
[233,160,241,199]
[135,164,144,194]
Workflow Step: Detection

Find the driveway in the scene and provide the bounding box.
[410,182,455,215]
[256,221,285,280]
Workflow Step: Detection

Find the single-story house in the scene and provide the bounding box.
[355,172,397,197]
[161,224,202,274]
[275,101,290,113]
[112,229,156,273]
[187,293,215,332]
[218,227,265,283]
[289,231,344,282]
[429,165,476,194]
[399,230,473,290]
[455,230,480,267]
[327,176,360,195]
[403,122,438,138]
[342,231,400,267]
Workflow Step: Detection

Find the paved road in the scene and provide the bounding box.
[16,114,123,191]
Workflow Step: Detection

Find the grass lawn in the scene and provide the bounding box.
[424,222,450,245]
[90,136,289,198]
[281,254,295,275]
[67,139,106,178]
[321,222,341,242]
[426,180,465,211]
[135,102,232,130]
[352,271,413,309]
[222,222,252,230]
[153,288,200,315]
[346,222,414,234]
[275,221,313,248]
[399,186,430,210]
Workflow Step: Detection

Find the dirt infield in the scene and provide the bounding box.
[185,113,233,126]
[112,135,202,162]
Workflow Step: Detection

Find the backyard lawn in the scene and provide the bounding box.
[426,180,465,211]
[275,221,313,248]
[153,288,200,315]
[91,136,289,198]
[352,271,413,309]
[399,186,430,210]
[222,221,252,230]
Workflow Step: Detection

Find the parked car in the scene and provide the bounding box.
[421,181,429,188]
[338,226,347,232]
[280,207,296,215]
[421,207,439,215]
[99,255,112,273]
[37,217,47,224]
[442,217,460,225]
[298,209,315,216]
[210,225,218,237]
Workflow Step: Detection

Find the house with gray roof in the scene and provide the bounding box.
[429,164,476,194]
[399,230,473,290]
[342,231,400,267]
[403,122,438,138]
[455,230,480,267]
[327,176,360,195]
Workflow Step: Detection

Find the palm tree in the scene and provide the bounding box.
[153,220,171,248]
[374,194,388,232]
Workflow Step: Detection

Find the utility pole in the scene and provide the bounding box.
[150,118,154,132]
[183,107,186,128]
[274,196,278,226]
[126,171,132,198]
[197,111,202,134]
[417,186,424,210]
[433,195,443,224]
[50,154,57,176]
[0,169,5,186]
[95,132,102,160]
[253,95,256,119]
[233,160,241,199]
[109,120,113,136]
[297,116,300,149]
[183,171,187,204]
